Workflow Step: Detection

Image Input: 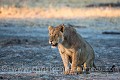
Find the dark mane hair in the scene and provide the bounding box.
[63,26,83,49]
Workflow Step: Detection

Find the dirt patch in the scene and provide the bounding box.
[0,18,120,79]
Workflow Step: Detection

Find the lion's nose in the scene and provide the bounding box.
[49,40,52,44]
[50,41,52,44]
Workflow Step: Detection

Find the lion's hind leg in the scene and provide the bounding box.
[83,59,94,74]
[77,66,83,74]
[83,62,90,74]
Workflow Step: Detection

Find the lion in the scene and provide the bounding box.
[48,24,96,74]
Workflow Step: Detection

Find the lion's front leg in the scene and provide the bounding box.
[60,53,70,74]
[58,44,70,75]
[70,52,77,74]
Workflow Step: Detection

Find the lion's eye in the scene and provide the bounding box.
[49,33,52,36]
[54,34,58,37]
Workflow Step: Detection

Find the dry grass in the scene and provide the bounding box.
[0,7,120,19]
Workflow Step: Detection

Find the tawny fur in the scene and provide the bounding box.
[48,24,95,74]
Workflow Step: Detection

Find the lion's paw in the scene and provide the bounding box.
[64,70,70,75]
[69,70,77,75]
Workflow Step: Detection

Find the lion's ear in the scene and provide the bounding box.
[59,24,64,33]
[48,26,53,31]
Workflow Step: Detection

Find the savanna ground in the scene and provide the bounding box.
[0,0,120,80]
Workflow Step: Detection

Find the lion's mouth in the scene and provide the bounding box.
[52,43,58,47]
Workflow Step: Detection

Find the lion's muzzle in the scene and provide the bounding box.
[49,40,58,47]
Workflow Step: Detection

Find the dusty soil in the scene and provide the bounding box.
[0,18,120,80]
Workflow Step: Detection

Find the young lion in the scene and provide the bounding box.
[48,24,96,74]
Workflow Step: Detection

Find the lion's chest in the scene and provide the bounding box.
[64,48,73,56]
[58,44,74,56]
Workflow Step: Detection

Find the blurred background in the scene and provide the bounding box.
[0,0,120,8]
[0,0,120,79]
[0,0,120,18]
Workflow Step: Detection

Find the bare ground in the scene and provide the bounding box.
[0,18,120,80]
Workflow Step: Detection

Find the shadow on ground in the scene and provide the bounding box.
[86,2,120,7]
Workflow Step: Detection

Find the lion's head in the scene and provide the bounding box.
[48,24,64,48]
